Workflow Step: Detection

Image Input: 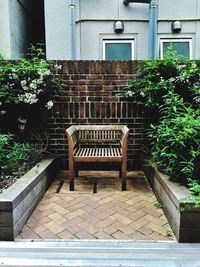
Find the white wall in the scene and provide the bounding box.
[78,0,149,60]
[157,0,200,60]
[9,0,30,59]
[44,0,70,60]
[45,0,150,60]
[158,0,198,19]
[0,0,32,59]
[0,0,11,58]
[45,0,200,60]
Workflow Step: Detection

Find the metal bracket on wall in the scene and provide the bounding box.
[123,0,151,6]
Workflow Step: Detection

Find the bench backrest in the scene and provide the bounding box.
[77,129,121,143]
[66,125,128,145]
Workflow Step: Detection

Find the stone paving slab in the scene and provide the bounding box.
[3,240,200,267]
[17,171,176,241]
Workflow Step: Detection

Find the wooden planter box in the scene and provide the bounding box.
[144,165,200,243]
[0,156,60,241]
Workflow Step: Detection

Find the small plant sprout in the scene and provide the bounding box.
[165,226,173,237]
[153,201,162,209]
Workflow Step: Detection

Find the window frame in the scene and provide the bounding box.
[103,39,134,60]
[160,38,192,59]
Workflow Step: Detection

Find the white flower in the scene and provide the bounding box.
[21,80,27,86]
[18,116,27,124]
[127,90,134,97]
[30,82,37,90]
[9,73,18,79]
[140,92,145,97]
[169,77,175,83]
[21,80,29,91]
[39,75,44,81]
[55,64,62,70]
[18,93,38,104]
[45,100,54,109]
[179,64,187,68]
[0,110,6,115]
[43,69,51,76]
[38,69,51,77]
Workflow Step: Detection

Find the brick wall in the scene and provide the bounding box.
[48,61,150,170]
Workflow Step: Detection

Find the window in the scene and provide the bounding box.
[160,39,192,59]
[103,40,134,60]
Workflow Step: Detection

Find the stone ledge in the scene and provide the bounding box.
[0,156,60,241]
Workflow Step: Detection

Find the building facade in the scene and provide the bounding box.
[0,0,44,59]
[44,0,200,60]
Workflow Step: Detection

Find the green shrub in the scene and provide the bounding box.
[0,134,41,175]
[148,92,200,184]
[0,134,11,171]
[122,51,200,186]
[122,52,200,112]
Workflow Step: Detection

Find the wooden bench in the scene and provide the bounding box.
[66,125,129,191]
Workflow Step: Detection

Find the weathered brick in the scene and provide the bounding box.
[47,61,149,170]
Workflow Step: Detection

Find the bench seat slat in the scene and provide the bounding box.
[74,148,122,162]
[88,148,93,157]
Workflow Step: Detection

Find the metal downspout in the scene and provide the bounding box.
[149,0,158,60]
[69,0,76,60]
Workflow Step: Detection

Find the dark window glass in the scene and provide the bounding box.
[105,43,132,60]
[163,42,190,59]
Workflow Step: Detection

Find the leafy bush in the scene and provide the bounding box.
[122,52,200,111]
[0,47,63,131]
[0,134,41,175]
[148,92,200,184]
[122,52,200,186]
[0,134,10,170]
[0,47,63,106]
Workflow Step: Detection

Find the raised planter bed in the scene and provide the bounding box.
[0,156,60,241]
[145,165,200,243]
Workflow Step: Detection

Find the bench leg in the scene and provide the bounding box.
[93,179,97,194]
[69,159,75,191]
[121,160,127,191]
[69,179,74,191]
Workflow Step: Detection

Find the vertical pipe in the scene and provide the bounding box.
[69,0,76,59]
[149,0,158,60]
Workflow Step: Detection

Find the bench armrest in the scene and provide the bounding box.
[121,126,129,156]
[66,126,77,156]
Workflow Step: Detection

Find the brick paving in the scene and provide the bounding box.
[17,171,176,241]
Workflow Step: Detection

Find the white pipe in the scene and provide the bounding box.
[69,0,76,59]
[149,0,158,60]
[123,0,158,60]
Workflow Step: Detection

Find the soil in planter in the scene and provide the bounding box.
[0,173,21,193]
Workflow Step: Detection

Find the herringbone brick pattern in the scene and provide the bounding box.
[17,171,176,241]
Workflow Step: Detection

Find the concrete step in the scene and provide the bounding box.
[0,240,200,266]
